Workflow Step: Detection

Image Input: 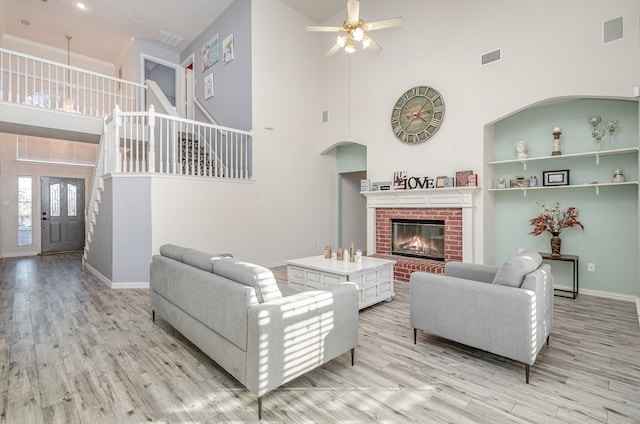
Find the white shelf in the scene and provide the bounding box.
[488,181,639,196]
[488,147,639,168]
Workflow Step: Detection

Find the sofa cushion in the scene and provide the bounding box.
[182,249,232,273]
[214,258,283,303]
[159,244,189,262]
[492,251,542,288]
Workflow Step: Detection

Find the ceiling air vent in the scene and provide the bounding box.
[481,48,501,66]
[155,30,184,47]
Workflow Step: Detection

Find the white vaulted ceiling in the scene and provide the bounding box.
[0,0,346,63]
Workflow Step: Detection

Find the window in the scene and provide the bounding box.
[18,177,32,246]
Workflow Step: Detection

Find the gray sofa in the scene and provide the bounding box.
[150,244,359,419]
[410,250,553,382]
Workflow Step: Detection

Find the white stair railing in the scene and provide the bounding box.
[0,48,145,115]
[105,105,252,179]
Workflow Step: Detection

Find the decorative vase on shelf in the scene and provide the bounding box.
[550,232,561,256]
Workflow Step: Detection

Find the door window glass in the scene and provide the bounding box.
[68,184,77,216]
[18,177,32,246]
[50,183,61,217]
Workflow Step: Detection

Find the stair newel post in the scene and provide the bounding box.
[113,105,122,173]
[148,105,156,173]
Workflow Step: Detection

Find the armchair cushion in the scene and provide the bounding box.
[492,250,542,288]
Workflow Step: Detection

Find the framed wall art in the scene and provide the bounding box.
[542,169,570,186]
[222,34,234,65]
[201,34,220,72]
[436,176,447,188]
[204,73,214,99]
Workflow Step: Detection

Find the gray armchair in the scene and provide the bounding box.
[410,251,553,382]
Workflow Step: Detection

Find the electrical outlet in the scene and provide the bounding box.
[588,263,595,272]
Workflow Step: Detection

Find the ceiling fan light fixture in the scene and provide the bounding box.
[345,43,356,53]
[353,27,364,42]
[361,36,371,49]
[337,35,346,47]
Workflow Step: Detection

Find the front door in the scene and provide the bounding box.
[41,177,85,253]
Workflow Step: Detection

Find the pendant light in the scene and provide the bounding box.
[63,34,75,112]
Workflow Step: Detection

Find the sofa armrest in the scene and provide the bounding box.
[245,282,359,397]
[445,262,498,283]
[410,272,543,365]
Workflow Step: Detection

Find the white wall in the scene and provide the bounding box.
[248,0,339,264]
[315,0,640,264]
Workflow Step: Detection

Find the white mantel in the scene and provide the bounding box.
[362,187,479,263]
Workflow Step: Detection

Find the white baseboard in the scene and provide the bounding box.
[83,262,149,289]
[555,284,637,303]
[1,251,39,258]
[112,281,150,289]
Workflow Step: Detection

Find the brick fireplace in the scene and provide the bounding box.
[363,188,477,282]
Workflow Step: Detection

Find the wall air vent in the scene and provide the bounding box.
[481,48,502,66]
[603,17,623,43]
[20,18,31,27]
[155,30,184,47]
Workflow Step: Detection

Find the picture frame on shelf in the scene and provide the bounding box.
[444,177,455,188]
[360,179,370,192]
[455,170,473,187]
[542,169,570,186]
[435,176,447,188]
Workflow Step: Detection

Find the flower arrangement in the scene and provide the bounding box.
[529,201,584,236]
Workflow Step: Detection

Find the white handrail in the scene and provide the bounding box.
[0,47,146,115]
[103,106,252,180]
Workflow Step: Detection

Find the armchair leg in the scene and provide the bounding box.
[351,348,355,366]
[152,310,155,322]
[525,364,530,384]
[258,396,262,420]
[413,328,417,344]
[546,335,550,345]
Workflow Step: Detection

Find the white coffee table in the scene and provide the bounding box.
[285,255,396,310]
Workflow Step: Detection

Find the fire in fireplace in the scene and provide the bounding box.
[391,219,445,261]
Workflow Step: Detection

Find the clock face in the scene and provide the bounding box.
[391,86,445,144]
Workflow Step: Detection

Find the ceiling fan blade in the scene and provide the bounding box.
[306,25,343,32]
[347,0,360,24]
[363,36,382,53]
[326,43,342,56]
[365,17,404,31]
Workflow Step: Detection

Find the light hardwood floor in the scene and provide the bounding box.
[1,253,639,423]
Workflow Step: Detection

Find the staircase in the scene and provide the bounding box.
[0,47,253,284]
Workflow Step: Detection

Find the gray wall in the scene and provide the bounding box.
[86,177,114,280]
[111,176,152,284]
[180,0,251,130]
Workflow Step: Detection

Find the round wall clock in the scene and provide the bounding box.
[391,86,445,144]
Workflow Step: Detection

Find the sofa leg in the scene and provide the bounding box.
[152,310,155,322]
[413,328,417,344]
[351,348,355,366]
[525,364,530,384]
[258,396,262,420]
[546,335,550,345]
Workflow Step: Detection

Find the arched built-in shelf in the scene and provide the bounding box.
[487,147,639,169]
[488,181,638,196]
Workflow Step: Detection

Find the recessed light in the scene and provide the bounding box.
[76,2,87,10]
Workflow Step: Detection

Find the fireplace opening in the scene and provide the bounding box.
[391,219,445,261]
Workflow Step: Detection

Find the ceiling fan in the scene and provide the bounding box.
[306,0,404,56]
